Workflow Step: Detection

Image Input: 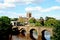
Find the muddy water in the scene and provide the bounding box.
[12,34,26,40]
[12,34,32,40]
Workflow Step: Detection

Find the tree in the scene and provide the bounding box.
[45,17,57,27]
[35,21,42,26]
[28,17,36,23]
[45,19,57,27]
[39,17,44,26]
[45,16,55,21]
[0,16,12,40]
[44,17,60,40]
[52,20,60,40]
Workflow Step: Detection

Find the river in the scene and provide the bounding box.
[44,31,50,40]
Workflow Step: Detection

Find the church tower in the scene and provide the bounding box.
[27,12,32,18]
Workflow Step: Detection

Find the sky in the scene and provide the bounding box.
[0,0,60,19]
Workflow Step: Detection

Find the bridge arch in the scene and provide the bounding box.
[30,29,38,40]
[16,26,53,40]
[20,28,26,36]
[41,29,52,40]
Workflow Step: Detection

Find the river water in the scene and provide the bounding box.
[44,31,50,40]
[12,31,50,40]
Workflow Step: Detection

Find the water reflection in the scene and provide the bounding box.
[12,34,26,40]
[12,35,19,40]
[44,31,50,40]
[33,31,50,40]
[33,30,38,39]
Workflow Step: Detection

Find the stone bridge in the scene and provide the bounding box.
[15,26,53,40]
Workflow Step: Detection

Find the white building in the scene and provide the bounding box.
[11,21,17,26]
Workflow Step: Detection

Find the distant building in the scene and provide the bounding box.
[27,12,32,18]
[18,12,32,23]
[11,21,17,26]
[17,16,28,23]
[11,21,25,26]
[12,12,32,26]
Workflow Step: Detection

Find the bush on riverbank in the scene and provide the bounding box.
[51,20,60,40]
[0,16,12,40]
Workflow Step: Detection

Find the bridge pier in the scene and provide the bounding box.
[37,30,42,40]
[26,33,30,40]
[37,35,42,40]
[26,27,32,40]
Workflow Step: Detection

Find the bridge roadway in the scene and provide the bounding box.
[13,26,53,40]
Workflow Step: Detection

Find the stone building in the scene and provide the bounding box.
[18,12,32,23]
[11,12,32,26]
[26,12,32,18]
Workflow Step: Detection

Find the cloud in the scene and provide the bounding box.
[42,6,60,12]
[0,3,15,9]
[0,0,46,9]
[0,11,25,18]
[15,0,45,5]
[25,6,43,11]
[4,0,16,7]
[56,0,60,2]
[19,0,35,4]
[0,0,16,9]
[25,6,60,12]
[4,0,15,3]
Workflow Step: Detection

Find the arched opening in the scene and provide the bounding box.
[20,28,26,36]
[42,30,51,40]
[30,29,38,40]
[12,27,20,35]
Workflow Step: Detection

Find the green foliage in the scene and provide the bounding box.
[45,16,55,21]
[39,17,44,26]
[52,20,60,40]
[35,21,42,26]
[0,16,11,30]
[45,18,57,27]
[0,16,12,40]
[29,18,36,23]
[44,17,60,40]
[29,17,42,26]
